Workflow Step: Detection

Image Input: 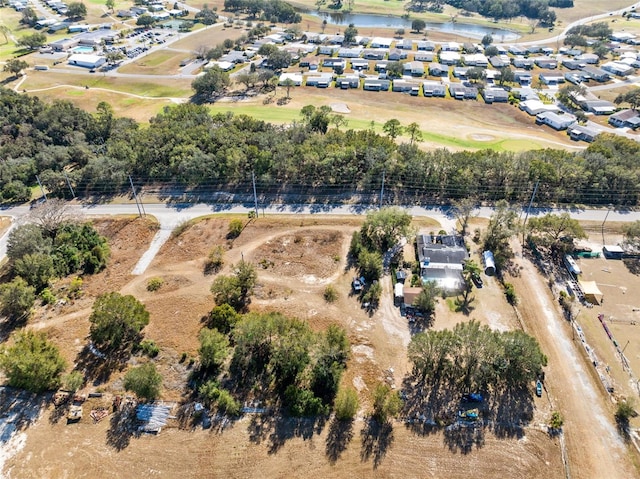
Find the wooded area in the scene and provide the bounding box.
[1,88,639,206]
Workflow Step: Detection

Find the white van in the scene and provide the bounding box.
[34,65,49,71]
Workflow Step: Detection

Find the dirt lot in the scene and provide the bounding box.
[0,213,582,478]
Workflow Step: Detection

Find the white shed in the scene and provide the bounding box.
[482,250,496,276]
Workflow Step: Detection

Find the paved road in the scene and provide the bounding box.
[1,201,637,263]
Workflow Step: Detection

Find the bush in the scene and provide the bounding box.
[172,219,191,238]
[334,387,359,421]
[68,276,83,298]
[323,284,338,303]
[62,370,84,392]
[204,245,225,274]
[0,277,36,321]
[40,288,56,306]
[504,282,517,305]
[216,389,241,415]
[137,339,160,358]
[228,218,244,238]
[372,383,403,423]
[284,385,328,417]
[146,277,164,292]
[549,410,564,430]
[124,363,162,400]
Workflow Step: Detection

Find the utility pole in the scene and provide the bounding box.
[63,171,76,199]
[129,175,143,218]
[521,180,539,245]
[602,204,613,246]
[252,171,259,218]
[379,169,385,208]
[35,175,47,201]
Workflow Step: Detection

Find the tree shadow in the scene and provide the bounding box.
[325,417,354,464]
[360,418,394,469]
[105,404,139,451]
[247,413,326,454]
[74,343,130,386]
[453,290,476,315]
[0,388,48,444]
[623,258,640,276]
[443,422,485,453]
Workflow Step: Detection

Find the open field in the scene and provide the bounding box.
[118,50,187,75]
[0,212,588,478]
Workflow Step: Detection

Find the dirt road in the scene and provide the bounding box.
[510,254,636,479]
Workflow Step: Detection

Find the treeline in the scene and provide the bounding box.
[2,88,640,206]
[409,0,562,24]
[222,0,301,23]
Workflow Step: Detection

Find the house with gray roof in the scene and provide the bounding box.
[482,87,509,104]
[422,81,446,97]
[567,124,600,142]
[448,83,478,100]
[416,234,467,292]
[536,111,577,130]
[609,109,640,128]
[581,66,610,82]
[429,62,448,76]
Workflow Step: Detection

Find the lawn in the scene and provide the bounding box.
[118,51,185,75]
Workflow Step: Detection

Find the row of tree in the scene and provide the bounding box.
[3,88,640,207]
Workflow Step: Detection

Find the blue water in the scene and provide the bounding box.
[72,46,95,53]
[301,10,520,41]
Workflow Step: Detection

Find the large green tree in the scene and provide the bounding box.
[359,207,412,253]
[66,1,87,19]
[622,220,640,253]
[527,212,586,248]
[615,88,640,110]
[18,32,47,50]
[192,66,230,99]
[6,224,52,261]
[3,59,29,77]
[89,292,150,352]
[482,200,518,273]
[13,252,55,291]
[0,330,66,393]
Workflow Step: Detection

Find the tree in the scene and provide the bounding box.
[466,66,486,84]
[527,213,586,250]
[20,7,38,27]
[406,122,423,145]
[615,88,640,110]
[615,399,635,433]
[556,84,586,110]
[0,330,66,393]
[18,32,47,50]
[1,180,31,203]
[136,14,156,27]
[359,207,413,253]
[267,49,292,71]
[361,281,382,308]
[334,386,359,420]
[411,19,426,33]
[0,277,36,321]
[206,303,240,334]
[198,327,230,370]
[451,197,477,235]
[66,1,87,19]
[622,220,640,253]
[372,383,403,423]
[482,200,518,272]
[6,224,52,262]
[408,329,453,382]
[105,51,124,65]
[210,260,257,310]
[228,218,244,238]
[383,118,403,140]
[282,78,295,99]
[124,363,162,400]
[234,259,257,300]
[481,33,493,46]
[498,66,514,86]
[564,34,587,47]
[192,66,230,99]
[195,6,218,24]
[385,61,403,78]
[413,281,439,315]
[3,59,29,77]
[236,72,258,91]
[105,0,115,13]
[343,24,358,44]
[89,292,150,353]
[27,198,73,236]
[13,252,55,291]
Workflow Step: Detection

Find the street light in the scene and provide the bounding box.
[601,203,613,246]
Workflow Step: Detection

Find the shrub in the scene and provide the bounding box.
[549,410,564,430]
[146,277,164,292]
[372,383,403,423]
[172,219,191,238]
[334,387,359,421]
[62,371,84,392]
[137,339,160,358]
[40,288,56,305]
[216,389,241,415]
[323,284,338,303]
[284,385,328,417]
[68,276,83,298]
[204,245,225,274]
[228,219,244,238]
[504,282,517,305]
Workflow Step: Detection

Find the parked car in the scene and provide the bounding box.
[536,380,543,397]
[352,277,363,292]
[462,393,483,403]
[471,273,483,288]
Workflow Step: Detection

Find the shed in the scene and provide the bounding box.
[578,280,603,304]
[67,54,106,69]
[603,245,624,259]
[482,250,496,276]
[402,286,423,308]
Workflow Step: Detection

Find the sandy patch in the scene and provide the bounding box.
[330,102,351,114]
[470,134,496,141]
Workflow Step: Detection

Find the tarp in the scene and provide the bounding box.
[579,280,603,304]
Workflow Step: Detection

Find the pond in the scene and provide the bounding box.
[301,10,521,41]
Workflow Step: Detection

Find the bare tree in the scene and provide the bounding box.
[28,199,76,235]
[451,197,478,236]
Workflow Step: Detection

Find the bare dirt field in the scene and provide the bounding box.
[0,213,586,479]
